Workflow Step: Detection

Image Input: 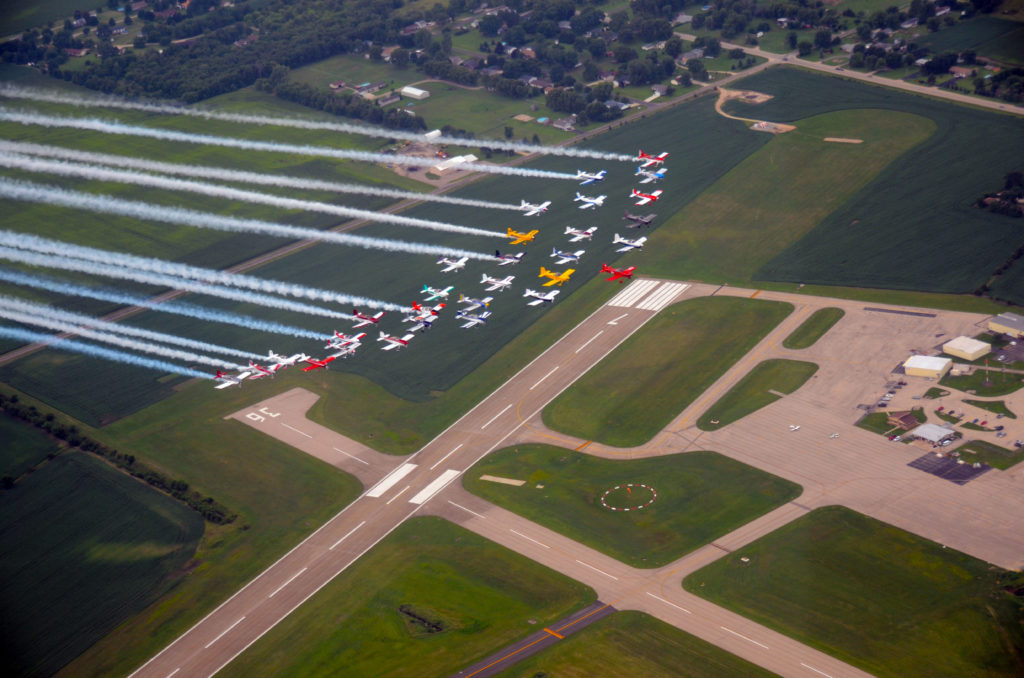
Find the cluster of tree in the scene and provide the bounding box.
[544,80,625,125]
[0,393,236,524]
[974,171,1024,218]
[482,74,541,99]
[973,68,1024,103]
[690,0,840,40]
[260,77,428,130]
[421,59,480,86]
[849,44,914,71]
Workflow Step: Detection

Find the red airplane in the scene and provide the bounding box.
[630,188,662,206]
[636,150,669,167]
[352,309,385,328]
[302,355,337,372]
[601,263,636,283]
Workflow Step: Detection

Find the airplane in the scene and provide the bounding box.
[456,309,492,328]
[421,284,454,301]
[788,424,801,431]
[523,288,560,306]
[630,188,663,206]
[404,302,446,331]
[506,228,539,245]
[830,432,840,439]
[378,331,416,351]
[622,210,657,228]
[519,200,551,216]
[302,355,337,372]
[326,331,366,349]
[494,250,525,266]
[613,233,648,252]
[481,273,515,291]
[573,192,607,210]
[458,294,493,310]
[575,169,607,185]
[351,309,385,328]
[244,360,282,380]
[551,248,585,265]
[564,226,597,242]
[266,351,308,369]
[538,267,575,287]
[636,149,669,167]
[634,166,666,184]
[214,369,251,389]
[600,263,636,283]
[437,256,468,273]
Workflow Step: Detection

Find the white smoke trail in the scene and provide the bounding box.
[0,305,243,369]
[0,294,263,360]
[0,325,212,379]
[0,177,499,259]
[0,85,635,162]
[0,267,324,339]
[0,140,525,212]
[0,108,583,180]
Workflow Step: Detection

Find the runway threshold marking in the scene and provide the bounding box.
[268,567,307,598]
[408,469,460,505]
[645,591,692,614]
[281,423,312,438]
[800,662,834,678]
[385,485,411,505]
[543,627,564,639]
[332,446,369,465]
[481,403,512,429]
[575,559,619,580]
[204,616,245,649]
[720,625,769,649]
[429,443,462,470]
[367,463,417,497]
[448,499,486,519]
[530,365,559,390]
[328,521,365,551]
[511,529,550,549]
[575,330,603,353]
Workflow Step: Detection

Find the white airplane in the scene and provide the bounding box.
[352,309,385,329]
[403,302,446,331]
[520,200,551,216]
[613,233,647,252]
[326,331,366,356]
[481,273,515,291]
[789,425,801,431]
[378,331,416,351]
[437,256,468,273]
[830,432,840,439]
[564,226,597,242]
[636,149,669,168]
[635,166,666,184]
[523,288,560,306]
[266,351,308,369]
[494,250,524,266]
[421,285,454,301]
[458,294,493,310]
[551,248,585,265]
[575,169,606,185]
[213,369,252,389]
[456,309,492,328]
[574,192,606,210]
[630,188,663,206]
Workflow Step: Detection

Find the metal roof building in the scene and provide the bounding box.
[942,336,990,362]
[989,312,1024,339]
[904,355,953,379]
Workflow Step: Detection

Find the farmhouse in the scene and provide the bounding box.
[942,336,990,362]
[989,312,1024,339]
[908,423,957,444]
[401,86,430,100]
[903,355,953,379]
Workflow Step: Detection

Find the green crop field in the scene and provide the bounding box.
[496,610,780,678]
[683,506,1024,678]
[0,410,61,478]
[220,517,595,678]
[464,444,800,568]
[941,368,1024,397]
[918,17,1024,65]
[545,296,793,447]
[782,307,845,349]
[697,359,819,431]
[0,0,87,36]
[0,451,204,678]
[955,440,1024,469]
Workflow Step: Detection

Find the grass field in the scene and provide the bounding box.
[0,410,61,479]
[495,610,780,678]
[955,439,1024,469]
[963,398,1017,418]
[857,411,903,435]
[220,517,596,678]
[0,0,86,35]
[545,296,793,447]
[918,16,1024,65]
[0,451,204,678]
[697,359,819,431]
[782,307,844,349]
[464,444,801,568]
[941,368,1024,397]
[683,506,1024,678]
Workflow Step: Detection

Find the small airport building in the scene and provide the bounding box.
[432,154,477,174]
[942,336,990,362]
[401,85,430,100]
[908,422,957,444]
[989,312,1024,339]
[903,355,953,379]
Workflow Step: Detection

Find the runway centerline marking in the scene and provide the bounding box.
[385,485,411,505]
[511,529,550,549]
[165,669,179,678]
[575,559,618,580]
[332,446,369,465]
[430,444,462,470]
[268,567,307,598]
[800,663,834,678]
[367,463,417,497]
[448,500,486,519]
[575,330,603,353]
[720,626,769,649]
[408,469,460,505]
[481,403,512,429]
[204,616,245,649]
[645,591,691,614]
[328,521,365,551]
[281,423,311,438]
[530,366,559,391]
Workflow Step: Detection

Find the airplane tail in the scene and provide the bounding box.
[613,233,625,244]
[600,263,612,273]
[215,370,226,379]
[539,267,553,278]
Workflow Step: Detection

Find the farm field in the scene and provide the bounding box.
[782,307,844,349]
[917,17,1024,65]
[496,610,779,678]
[0,0,86,36]
[544,296,793,447]
[464,444,801,568]
[219,517,596,678]
[0,451,204,678]
[683,506,1024,678]
[696,359,819,431]
[0,409,61,478]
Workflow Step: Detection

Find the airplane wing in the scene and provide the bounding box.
[633,195,652,206]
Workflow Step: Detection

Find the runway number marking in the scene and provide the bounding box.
[281,423,312,438]
[575,559,619,580]
[328,521,365,551]
[204,616,245,649]
[607,313,629,325]
[430,444,462,470]
[268,567,307,598]
[720,626,769,649]
[645,591,691,614]
[575,330,603,354]
[800,663,834,678]
[244,407,280,423]
[332,447,369,465]
[530,366,559,391]
[481,403,512,429]
[510,529,550,549]
[448,500,486,519]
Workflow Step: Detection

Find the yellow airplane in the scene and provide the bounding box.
[538,266,575,287]
[506,227,539,245]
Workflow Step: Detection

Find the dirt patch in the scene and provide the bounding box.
[824,137,864,144]
[715,88,795,134]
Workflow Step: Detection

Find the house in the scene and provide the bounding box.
[65,47,90,57]
[400,85,430,100]
[680,48,705,61]
[381,46,399,62]
[887,411,921,430]
[377,94,400,106]
[355,81,387,94]
[461,58,480,70]
[448,55,464,66]
[900,17,919,29]
[480,66,503,77]
[519,47,536,59]
[949,65,974,78]
[130,1,148,10]
[329,80,347,90]
[935,6,951,16]
[552,115,576,131]
[651,84,668,95]
[604,99,631,111]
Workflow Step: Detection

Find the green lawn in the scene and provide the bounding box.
[954,440,1024,470]
[857,411,901,435]
[496,610,780,678]
[0,410,61,479]
[697,359,819,431]
[545,296,793,447]
[0,451,204,678]
[220,517,596,678]
[288,53,415,91]
[941,368,1024,397]
[683,506,1024,678]
[782,307,845,349]
[925,387,951,398]
[963,398,1017,418]
[464,444,801,568]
